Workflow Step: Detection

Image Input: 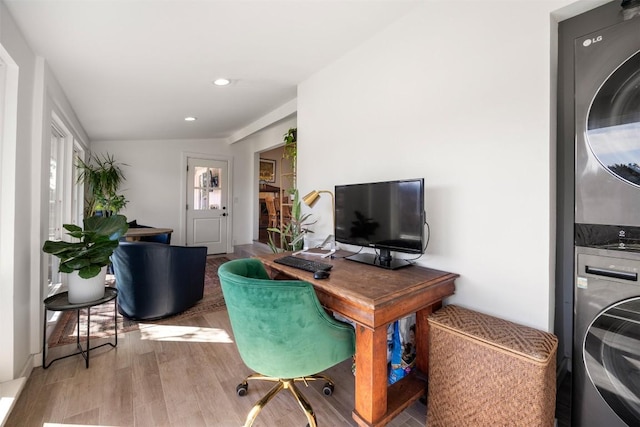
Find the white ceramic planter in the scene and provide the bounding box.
[67,266,107,304]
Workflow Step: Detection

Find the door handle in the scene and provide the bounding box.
[585,265,637,281]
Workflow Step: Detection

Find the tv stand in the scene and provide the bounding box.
[346,250,412,270]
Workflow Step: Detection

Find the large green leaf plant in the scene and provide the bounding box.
[42,214,129,279]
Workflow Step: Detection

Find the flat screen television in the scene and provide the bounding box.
[334,178,425,270]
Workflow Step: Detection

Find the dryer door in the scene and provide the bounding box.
[575,17,640,226]
[584,297,640,425]
[586,50,640,187]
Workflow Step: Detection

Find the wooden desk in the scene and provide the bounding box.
[124,227,173,241]
[257,251,458,427]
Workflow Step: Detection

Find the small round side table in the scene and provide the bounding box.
[43,287,118,369]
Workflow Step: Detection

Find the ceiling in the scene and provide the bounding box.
[3,0,419,142]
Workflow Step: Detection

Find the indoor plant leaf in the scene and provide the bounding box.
[78,264,102,279]
[42,214,129,279]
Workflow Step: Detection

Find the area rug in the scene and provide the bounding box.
[47,256,230,347]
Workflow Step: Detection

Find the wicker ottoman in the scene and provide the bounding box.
[426,305,558,427]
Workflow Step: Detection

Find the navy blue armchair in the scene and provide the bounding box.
[111,241,207,320]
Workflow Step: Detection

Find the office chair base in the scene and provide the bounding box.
[238,373,335,427]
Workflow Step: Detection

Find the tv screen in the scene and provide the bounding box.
[335,178,424,269]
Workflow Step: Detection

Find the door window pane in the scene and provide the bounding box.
[192,166,222,210]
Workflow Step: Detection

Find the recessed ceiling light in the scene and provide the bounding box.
[184,116,197,121]
[213,78,231,86]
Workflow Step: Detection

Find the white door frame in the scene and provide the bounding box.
[0,44,19,381]
[180,152,233,253]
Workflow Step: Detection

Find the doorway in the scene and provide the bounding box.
[257,146,287,245]
[186,157,229,254]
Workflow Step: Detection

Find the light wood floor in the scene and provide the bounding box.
[7,244,426,427]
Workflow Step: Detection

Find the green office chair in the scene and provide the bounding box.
[218,258,355,427]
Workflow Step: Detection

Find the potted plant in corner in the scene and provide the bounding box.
[43,214,129,303]
[76,153,128,217]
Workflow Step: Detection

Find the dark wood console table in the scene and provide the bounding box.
[257,251,458,427]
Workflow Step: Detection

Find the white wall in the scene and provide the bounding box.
[0,1,88,382]
[93,117,296,249]
[230,116,297,243]
[91,139,233,246]
[0,1,35,382]
[297,0,580,332]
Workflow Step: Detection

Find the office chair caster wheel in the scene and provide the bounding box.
[322,382,334,396]
[236,382,248,397]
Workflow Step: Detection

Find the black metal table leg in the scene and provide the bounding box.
[42,287,118,369]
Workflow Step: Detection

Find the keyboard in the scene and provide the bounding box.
[274,255,333,273]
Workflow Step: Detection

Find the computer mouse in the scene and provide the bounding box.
[314,270,330,280]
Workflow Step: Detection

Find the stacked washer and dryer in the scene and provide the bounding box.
[573,11,640,427]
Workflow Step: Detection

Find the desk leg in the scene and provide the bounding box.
[415,302,441,374]
[352,324,387,426]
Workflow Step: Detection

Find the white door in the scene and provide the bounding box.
[186,158,229,254]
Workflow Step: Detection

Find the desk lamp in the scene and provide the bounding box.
[302,189,336,251]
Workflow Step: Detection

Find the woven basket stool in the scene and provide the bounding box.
[426,305,558,427]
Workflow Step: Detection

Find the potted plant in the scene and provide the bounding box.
[43,214,129,303]
[76,153,128,217]
[267,189,316,252]
[283,127,297,162]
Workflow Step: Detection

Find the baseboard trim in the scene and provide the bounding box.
[0,377,26,427]
[0,353,36,426]
[19,354,35,378]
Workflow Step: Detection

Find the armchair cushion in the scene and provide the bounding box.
[111,241,206,320]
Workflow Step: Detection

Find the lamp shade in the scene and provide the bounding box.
[302,190,321,207]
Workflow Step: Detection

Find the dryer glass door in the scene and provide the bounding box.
[584,297,640,425]
[587,50,640,187]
